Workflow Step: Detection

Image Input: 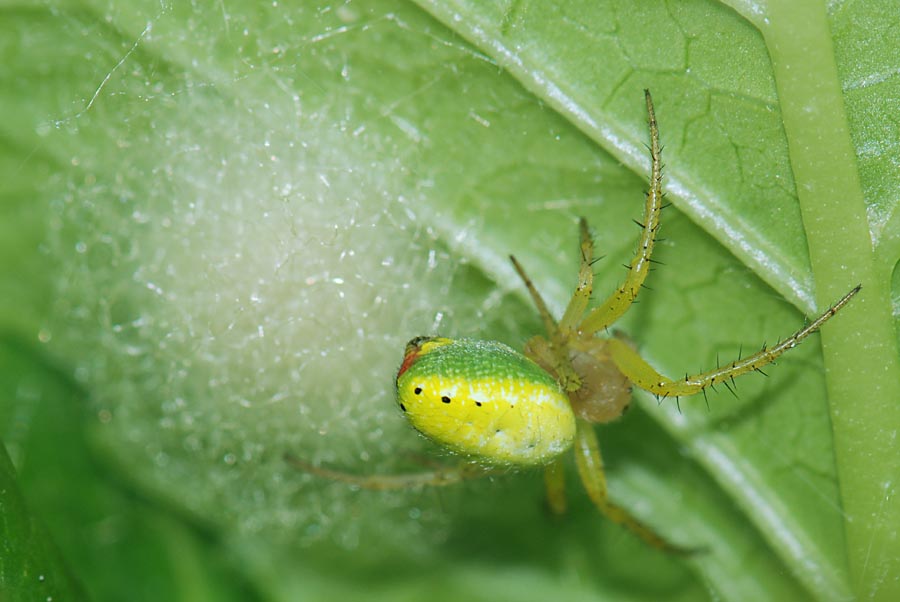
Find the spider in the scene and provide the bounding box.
[287,90,860,552]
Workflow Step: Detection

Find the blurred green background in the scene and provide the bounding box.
[1,1,898,600]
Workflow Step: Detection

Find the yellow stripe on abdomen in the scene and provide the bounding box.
[398,375,576,466]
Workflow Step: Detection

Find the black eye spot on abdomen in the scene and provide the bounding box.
[441,395,451,404]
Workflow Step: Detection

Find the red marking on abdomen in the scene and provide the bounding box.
[396,350,419,380]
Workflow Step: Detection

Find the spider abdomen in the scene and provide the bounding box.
[396,337,576,466]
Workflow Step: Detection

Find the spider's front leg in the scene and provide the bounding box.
[579,89,664,336]
[513,90,663,346]
[606,285,861,399]
[510,208,599,392]
[510,255,583,392]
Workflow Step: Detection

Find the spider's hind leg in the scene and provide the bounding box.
[284,453,490,490]
[573,419,697,554]
[543,457,568,515]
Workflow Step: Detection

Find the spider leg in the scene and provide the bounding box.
[573,419,695,554]
[580,89,663,336]
[543,457,568,515]
[558,217,595,334]
[522,333,581,393]
[511,258,582,390]
[284,452,491,490]
[510,254,558,337]
[606,285,861,398]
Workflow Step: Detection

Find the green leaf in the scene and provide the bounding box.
[1,0,897,601]
[0,443,85,601]
[0,339,265,602]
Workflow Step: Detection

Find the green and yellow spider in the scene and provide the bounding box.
[287,90,860,552]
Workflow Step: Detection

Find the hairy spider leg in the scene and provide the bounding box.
[284,452,491,490]
[510,255,582,391]
[579,89,664,337]
[511,90,691,550]
[607,284,861,398]
[558,217,595,335]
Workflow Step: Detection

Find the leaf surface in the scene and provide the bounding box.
[1,1,897,600]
